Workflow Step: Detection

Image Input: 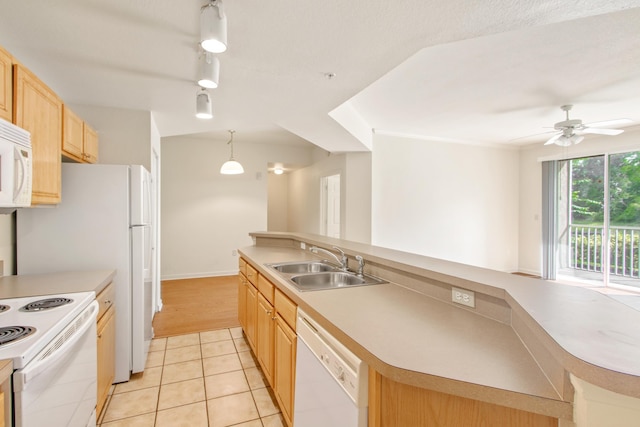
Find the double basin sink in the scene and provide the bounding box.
[266,261,386,292]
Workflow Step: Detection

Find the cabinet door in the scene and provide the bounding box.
[274,316,296,427]
[246,283,258,352]
[97,306,116,418]
[0,46,11,122]
[237,273,247,331]
[83,123,98,163]
[13,64,62,204]
[256,293,275,386]
[62,105,84,161]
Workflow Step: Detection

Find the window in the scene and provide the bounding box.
[544,151,640,291]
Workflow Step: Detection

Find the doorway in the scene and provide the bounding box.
[321,174,341,238]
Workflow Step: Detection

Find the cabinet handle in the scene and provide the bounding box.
[267,310,272,315]
[104,300,111,304]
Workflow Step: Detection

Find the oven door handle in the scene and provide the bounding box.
[13,301,99,392]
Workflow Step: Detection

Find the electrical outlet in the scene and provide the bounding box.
[300,242,306,250]
[452,287,475,308]
[231,249,237,256]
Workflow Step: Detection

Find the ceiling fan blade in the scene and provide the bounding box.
[582,127,624,136]
[544,133,563,145]
[584,118,632,128]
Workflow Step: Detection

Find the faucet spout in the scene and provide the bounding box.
[310,246,349,271]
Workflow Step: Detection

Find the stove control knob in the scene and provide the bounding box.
[336,366,345,382]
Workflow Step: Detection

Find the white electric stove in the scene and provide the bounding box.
[0,291,98,427]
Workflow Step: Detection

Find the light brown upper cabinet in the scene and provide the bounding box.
[63,105,98,163]
[13,64,62,204]
[0,46,12,122]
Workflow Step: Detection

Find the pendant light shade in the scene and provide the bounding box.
[201,0,227,54]
[220,130,244,174]
[196,89,213,119]
[197,52,220,89]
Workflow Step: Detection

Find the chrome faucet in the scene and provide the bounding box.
[310,246,349,271]
[355,255,365,277]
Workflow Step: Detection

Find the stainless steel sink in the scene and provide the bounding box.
[291,272,366,290]
[269,261,338,274]
[266,260,386,291]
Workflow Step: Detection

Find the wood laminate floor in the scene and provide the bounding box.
[152,276,240,338]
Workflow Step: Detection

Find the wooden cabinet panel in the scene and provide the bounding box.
[238,257,247,276]
[13,64,62,204]
[62,105,98,164]
[97,305,115,418]
[82,123,98,163]
[96,283,115,321]
[257,292,275,385]
[258,274,274,305]
[62,105,84,160]
[237,273,247,331]
[274,316,296,427]
[368,369,558,427]
[0,46,12,122]
[246,283,258,352]
[275,289,296,331]
[246,264,258,286]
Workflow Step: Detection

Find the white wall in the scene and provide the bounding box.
[160,136,314,279]
[287,152,372,243]
[518,128,640,275]
[0,215,13,275]
[371,134,520,272]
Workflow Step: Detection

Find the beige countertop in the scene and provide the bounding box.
[240,232,640,419]
[0,270,116,299]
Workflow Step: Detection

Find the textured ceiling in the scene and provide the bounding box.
[0,1,638,152]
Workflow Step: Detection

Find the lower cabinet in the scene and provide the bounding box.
[245,282,258,352]
[256,293,275,385]
[237,258,297,427]
[274,313,296,427]
[237,272,248,331]
[96,283,116,418]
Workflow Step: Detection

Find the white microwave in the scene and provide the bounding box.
[0,118,32,211]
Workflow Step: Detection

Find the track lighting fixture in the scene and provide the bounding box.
[198,51,220,89]
[195,88,213,119]
[220,130,244,175]
[201,0,227,54]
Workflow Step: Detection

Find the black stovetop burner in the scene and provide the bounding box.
[20,297,74,312]
[0,326,36,346]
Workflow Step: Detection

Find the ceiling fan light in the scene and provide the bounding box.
[201,0,227,53]
[555,135,573,147]
[570,134,584,145]
[195,89,213,119]
[197,52,220,89]
[273,167,284,175]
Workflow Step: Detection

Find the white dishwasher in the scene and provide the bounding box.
[294,309,368,427]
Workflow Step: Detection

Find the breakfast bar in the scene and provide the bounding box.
[239,231,640,426]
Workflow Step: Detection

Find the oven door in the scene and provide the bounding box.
[12,301,98,427]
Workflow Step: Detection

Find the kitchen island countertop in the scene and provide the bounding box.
[240,231,640,420]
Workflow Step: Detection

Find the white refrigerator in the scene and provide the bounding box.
[17,163,154,383]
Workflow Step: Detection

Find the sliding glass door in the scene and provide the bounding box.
[553,151,640,290]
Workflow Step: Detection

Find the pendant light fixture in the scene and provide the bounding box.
[197,51,220,89]
[220,130,244,175]
[201,0,227,54]
[195,88,213,119]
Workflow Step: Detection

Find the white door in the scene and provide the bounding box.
[321,174,341,238]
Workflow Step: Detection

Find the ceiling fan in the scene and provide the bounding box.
[543,105,632,146]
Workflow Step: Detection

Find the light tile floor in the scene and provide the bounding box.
[98,327,285,427]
